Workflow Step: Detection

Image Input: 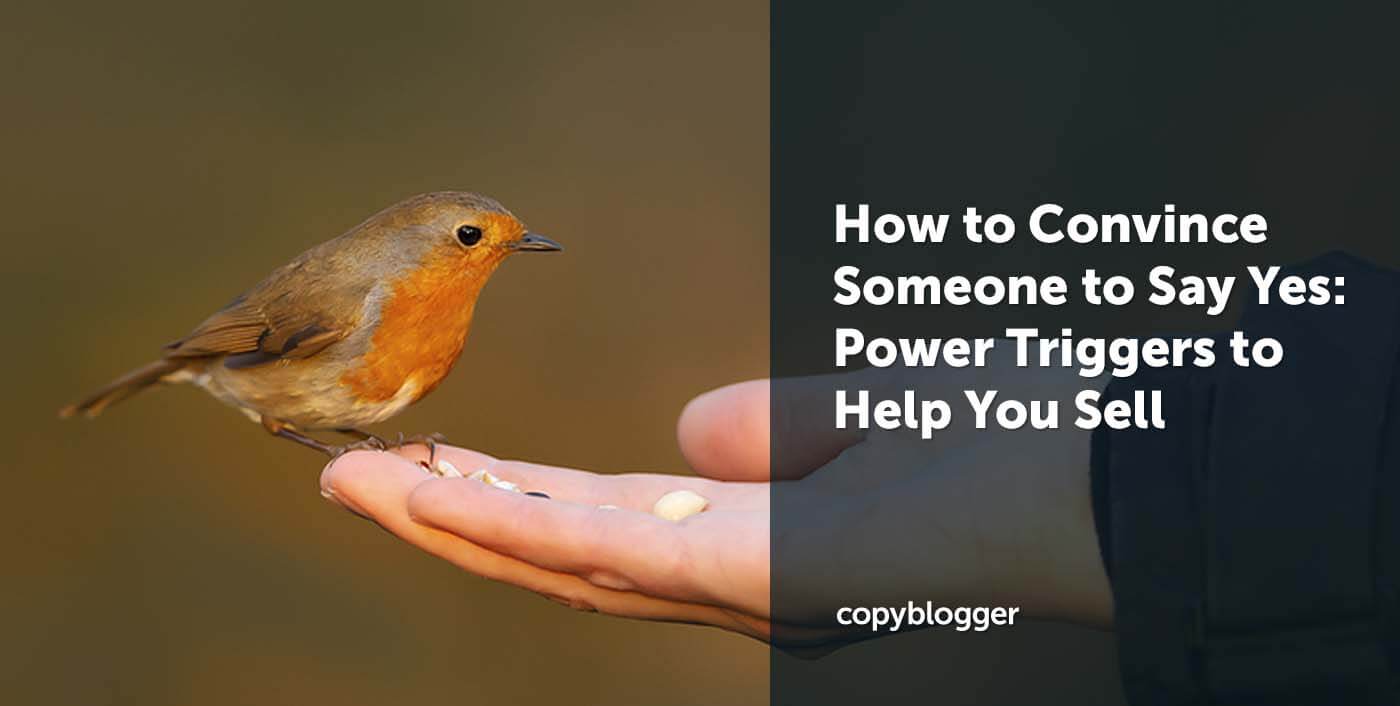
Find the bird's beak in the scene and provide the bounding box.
[511,232,563,252]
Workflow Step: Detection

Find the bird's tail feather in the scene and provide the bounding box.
[59,359,186,419]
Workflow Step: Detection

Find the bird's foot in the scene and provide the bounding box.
[388,432,450,467]
[337,437,393,455]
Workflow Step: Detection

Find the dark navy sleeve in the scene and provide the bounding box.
[1091,253,1400,705]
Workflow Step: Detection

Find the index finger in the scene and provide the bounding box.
[678,374,872,482]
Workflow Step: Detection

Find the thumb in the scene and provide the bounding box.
[677,375,866,481]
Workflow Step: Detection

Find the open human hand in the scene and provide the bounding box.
[320,359,1114,647]
[319,427,782,642]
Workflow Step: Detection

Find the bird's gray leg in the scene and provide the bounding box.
[260,417,377,457]
[261,417,338,456]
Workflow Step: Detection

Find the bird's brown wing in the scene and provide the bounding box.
[163,255,363,368]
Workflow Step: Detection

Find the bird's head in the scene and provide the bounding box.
[358,191,562,277]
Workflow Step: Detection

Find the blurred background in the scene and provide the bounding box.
[0,1,766,704]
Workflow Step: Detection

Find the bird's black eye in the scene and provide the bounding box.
[456,225,483,247]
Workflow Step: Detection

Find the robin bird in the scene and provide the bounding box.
[59,191,561,457]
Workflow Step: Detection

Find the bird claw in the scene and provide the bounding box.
[328,437,390,458]
[390,432,450,466]
[322,431,449,463]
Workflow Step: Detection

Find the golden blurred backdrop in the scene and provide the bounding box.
[0,1,767,703]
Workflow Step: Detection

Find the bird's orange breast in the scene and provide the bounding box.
[341,254,488,404]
